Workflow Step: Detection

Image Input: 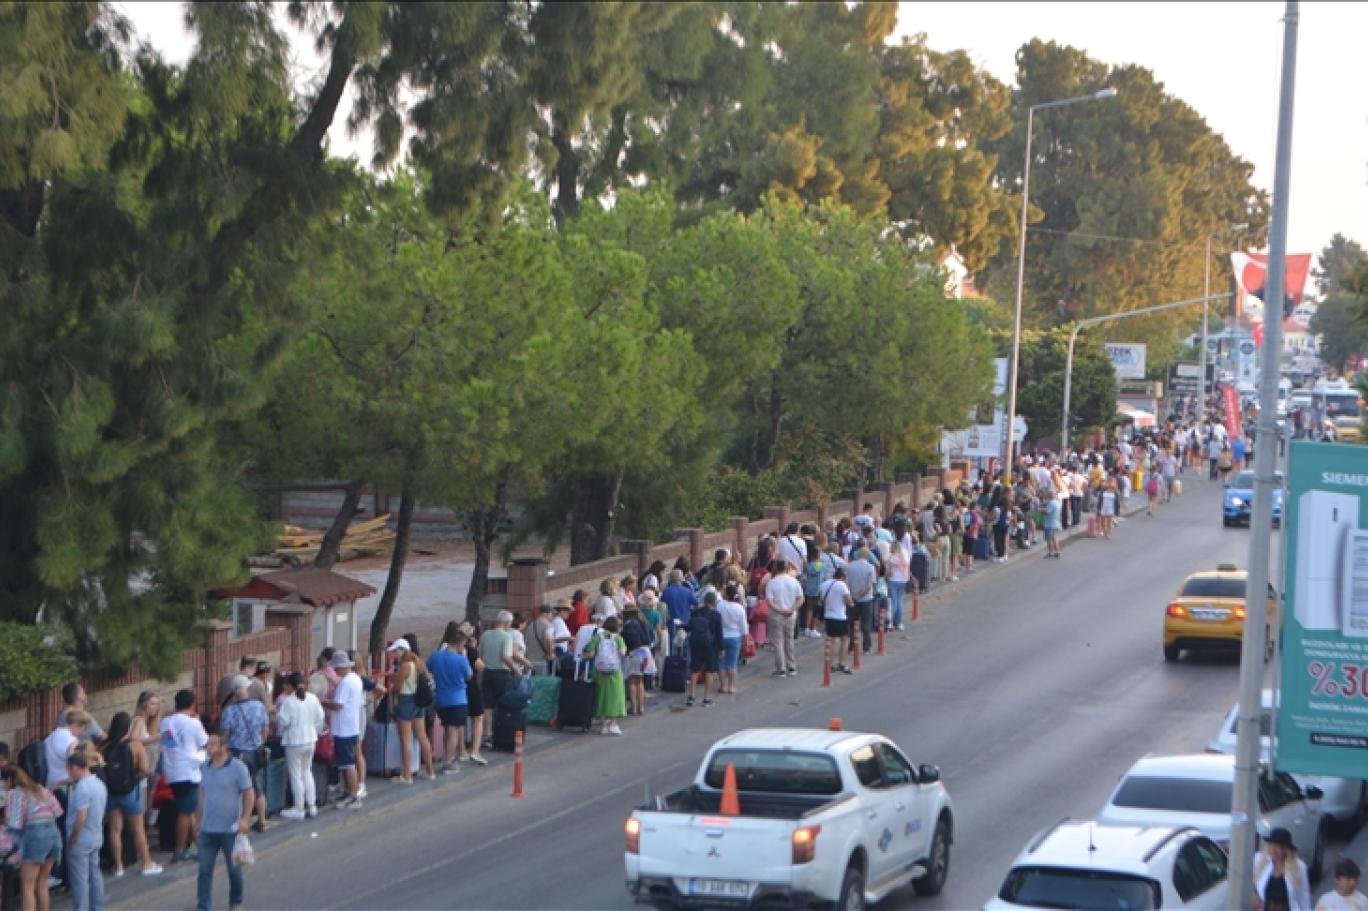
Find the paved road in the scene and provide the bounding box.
[119,472,1307,911]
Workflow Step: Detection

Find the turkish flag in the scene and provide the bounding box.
[1230,251,1312,322]
[1252,323,1264,347]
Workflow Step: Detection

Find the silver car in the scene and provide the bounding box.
[1207,692,1366,835]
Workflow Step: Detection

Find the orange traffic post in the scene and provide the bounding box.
[511,729,525,798]
[852,619,862,671]
[720,762,740,815]
[828,717,842,731]
[876,603,887,655]
[912,578,921,623]
[822,635,832,687]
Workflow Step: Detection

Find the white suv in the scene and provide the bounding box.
[984,821,1229,909]
[1096,754,1324,879]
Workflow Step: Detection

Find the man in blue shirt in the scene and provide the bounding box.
[658,570,699,635]
[217,676,270,833]
[427,625,476,773]
[195,733,254,911]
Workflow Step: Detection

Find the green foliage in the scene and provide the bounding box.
[1309,236,1368,373]
[978,40,1269,357]
[990,329,1118,446]
[0,623,78,702]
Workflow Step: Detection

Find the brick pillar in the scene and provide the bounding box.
[620,539,652,584]
[507,558,548,620]
[265,604,313,674]
[673,528,705,574]
[763,505,790,534]
[841,487,864,518]
[200,622,230,715]
[730,516,749,560]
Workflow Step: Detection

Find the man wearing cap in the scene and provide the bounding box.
[527,604,557,675]
[218,676,270,832]
[319,652,365,809]
[551,601,574,660]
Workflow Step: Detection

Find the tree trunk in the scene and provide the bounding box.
[568,470,621,565]
[314,479,365,569]
[551,116,581,224]
[366,479,415,659]
[750,385,785,473]
[463,479,509,626]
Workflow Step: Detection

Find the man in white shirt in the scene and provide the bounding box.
[842,544,878,655]
[764,560,805,678]
[44,710,91,789]
[820,568,854,674]
[160,689,208,862]
[320,652,364,809]
[775,523,807,575]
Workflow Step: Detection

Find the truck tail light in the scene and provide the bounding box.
[792,825,821,864]
[1167,604,1186,618]
[625,817,641,855]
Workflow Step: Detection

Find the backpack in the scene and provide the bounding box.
[414,669,435,708]
[687,610,713,643]
[802,558,824,596]
[593,634,622,673]
[1146,475,1160,496]
[103,740,138,796]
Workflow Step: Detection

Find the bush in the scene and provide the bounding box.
[0,622,78,701]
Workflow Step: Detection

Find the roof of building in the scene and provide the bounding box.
[212,567,376,608]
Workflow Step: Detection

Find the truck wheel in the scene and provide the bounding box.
[1163,644,1180,662]
[836,863,865,911]
[913,818,951,896]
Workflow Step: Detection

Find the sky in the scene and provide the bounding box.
[118,1,1368,267]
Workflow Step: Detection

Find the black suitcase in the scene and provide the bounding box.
[661,654,688,693]
[491,704,527,752]
[555,677,596,732]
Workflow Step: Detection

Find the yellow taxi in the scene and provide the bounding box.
[1162,564,1279,662]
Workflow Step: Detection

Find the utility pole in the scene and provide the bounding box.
[1228,4,1298,909]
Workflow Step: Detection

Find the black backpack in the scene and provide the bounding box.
[414,671,435,709]
[103,740,138,796]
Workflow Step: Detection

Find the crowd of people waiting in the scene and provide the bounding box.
[0,429,1215,911]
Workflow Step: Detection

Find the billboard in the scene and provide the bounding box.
[1103,343,1147,380]
[1275,442,1368,778]
[1167,363,1213,396]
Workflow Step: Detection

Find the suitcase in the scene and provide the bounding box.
[527,674,561,726]
[1172,479,1183,497]
[973,535,991,560]
[1087,515,1100,538]
[264,756,288,815]
[555,677,596,732]
[661,654,688,693]
[491,704,527,752]
[363,720,420,777]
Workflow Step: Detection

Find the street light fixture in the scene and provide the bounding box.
[1200,223,1249,406]
[1005,87,1118,474]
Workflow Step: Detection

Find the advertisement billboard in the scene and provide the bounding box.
[1103,343,1147,380]
[1275,441,1368,778]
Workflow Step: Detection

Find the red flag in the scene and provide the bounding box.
[1229,251,1312,322]
[1252,323,1264,347]
[1222,385,1240,440]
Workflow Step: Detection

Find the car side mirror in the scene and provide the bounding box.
[1305,785,1323,800]
[918,764,941,784]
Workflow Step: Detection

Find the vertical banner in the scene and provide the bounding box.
[1222,385,1241,440]
[1276,441,1368,777]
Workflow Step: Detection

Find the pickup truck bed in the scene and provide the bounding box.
[649,786,841,820]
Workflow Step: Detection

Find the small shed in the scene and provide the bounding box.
[212,567,377,659]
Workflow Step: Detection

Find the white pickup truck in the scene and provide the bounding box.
[624,728,954,910]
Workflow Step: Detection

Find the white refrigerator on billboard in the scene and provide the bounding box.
[1295,490,1359,631]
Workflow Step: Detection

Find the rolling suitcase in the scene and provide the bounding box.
[1087,515,1100,538]
[491,704,526,752]
[1171,479,1183,497]
[527,674,561,726]
[660,634,688,693]
[973,535,991,560]
[555,659,595,732]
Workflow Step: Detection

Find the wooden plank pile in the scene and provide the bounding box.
[272,514,395,563]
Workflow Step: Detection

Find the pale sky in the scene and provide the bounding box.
[119,2,1367,264]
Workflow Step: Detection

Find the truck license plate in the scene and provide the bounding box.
[688,879,749,899]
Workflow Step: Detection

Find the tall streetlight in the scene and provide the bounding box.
[1200,223,1248,406]
[1005,87,1118,472]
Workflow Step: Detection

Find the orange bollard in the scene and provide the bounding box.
[912,578,921,623]
[877,603,887,655]
[852,619,862,671]
[720,762,741,815]
[828,717,842,731]
[822,635,832,688]
[512,729,524,798]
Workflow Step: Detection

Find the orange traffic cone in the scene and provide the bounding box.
[720,762,740,816]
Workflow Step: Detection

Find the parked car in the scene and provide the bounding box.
[1096,754,1324,880]
[1222,470,1284,527]
[1207,692,1366,835]
[985,821,1229,910]
[624,728,954,909]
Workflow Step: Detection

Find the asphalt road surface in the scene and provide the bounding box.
[121,471,1306,911]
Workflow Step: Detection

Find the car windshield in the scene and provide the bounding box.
[702,749,842,795]
[998,867,1159,910]
[1180,577,1246,598]
[1231,472,1255,488]
[1111,775,1231,814]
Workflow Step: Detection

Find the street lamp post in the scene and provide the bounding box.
[1201,224,1248,407]
[1006,87,1117,470]
[1060,293,1233,449]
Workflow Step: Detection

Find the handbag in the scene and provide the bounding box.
[151,772,173,809]
[314,732,335,766]
[748,595,769,623]
[741,635,757,659]
[499,674,533,710]
[414,671,435,709]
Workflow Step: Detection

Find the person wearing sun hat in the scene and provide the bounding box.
[1254,826,1312,911]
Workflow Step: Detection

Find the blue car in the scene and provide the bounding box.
[1223,469,1283,527]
